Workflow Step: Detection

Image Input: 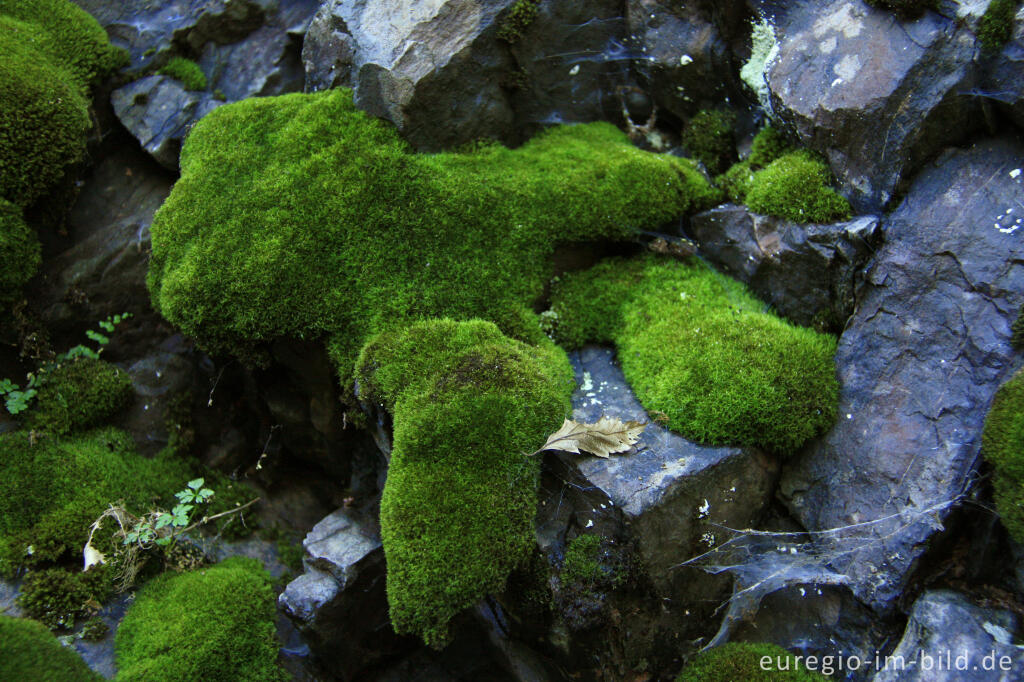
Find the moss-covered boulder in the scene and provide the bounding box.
[744,151,851,224]
[115,557,286,681]
[356,319,573,647]
[714,125,792,205]
[0,615,100,681]
[0,198,41,305]
[146,88,720,384]
[677,642,828,681]
[551,255,838,453]
[29,358,133,435]
[0,0,120,206]
[983,368,1024,543]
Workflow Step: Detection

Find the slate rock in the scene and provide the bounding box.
[765,0,978,212]
[689,204,881,329]
[979,8,1024,131]
[873,590,1024,681]
[781,138,1024,614]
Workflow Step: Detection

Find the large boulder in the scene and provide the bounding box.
[690,204,880,329]
[781,138,1024,614]
[764,0,978,212]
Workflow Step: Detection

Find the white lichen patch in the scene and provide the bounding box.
[697,499,711,519]
[580,371,593,392]
[701,532,716,547]
[834,54,862,82]
[569,64,580,76]
[740,17,780,112]
[679,54,693,66]
[813,2,864,40]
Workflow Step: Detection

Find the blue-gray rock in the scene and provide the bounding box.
[979,8,1024,131]
[781,138,1024,614]
[690,204,881,329]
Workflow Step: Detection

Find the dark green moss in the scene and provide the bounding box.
[562,534,602,583]
[745,151,851,224]
[982,369,1024,543]
[0,615,100,681]
[677,642,828,681]
[978,0,1019,51]
[17,567,109,629]
[146,89,720,390]
[80,617,109,641]
[158,57,207,91]
[0,199,41,306]
[864,0,937,15]
[28,358,133,435]
[681,109,737,175]
[497,0,540,43]
[115,557,286,681]
[356,319,573,648]
[1012,309,1024,350]
[0,0,118,206]
[550,255,838,454]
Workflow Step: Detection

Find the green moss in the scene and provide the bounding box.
[747,125,791,168]
[0,615,101,681]
[0,199,41,305]
[17,567,109,629]
[978,0,1019,50]
[158,57,207,91]
[983,369,1024,543]
[115,557,286,681]
[147,88,719,389]
[497,0,540,43]
[562,534,602,584]
[745,151,851,224]
[551,255,838,454]
[681,109,737,175]
[715,160,756,204]
[0,428,196,577]
[0,1,119,207]
[864,0,937,15]
[28,358,133,435]
[356,319,573,648]
[80,617,109,641]
[677,642,827,681]
[715,126,791,204]
[1012,309,1024,350]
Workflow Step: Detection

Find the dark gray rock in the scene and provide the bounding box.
[72,594,132,680]
[121,347,197,456]
[873,590,1024,681]
[690,204,881,329]
[781,138,1024,613]
[765,0,978,212]
[979,9,1024,131]
[302,2,355,91]
[111,76,222,171]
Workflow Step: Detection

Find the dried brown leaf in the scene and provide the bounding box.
[532,416,646,458]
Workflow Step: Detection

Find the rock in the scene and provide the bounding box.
[111,76,222,171]
[764,0,978,212]
[689,204,881,329]
[780,138,1024,613]
[873,590,1024,681]
[120,345,198,456]
[302,2,356,92]
[979,9,1024,131]
[72,594,132,680]
[278,507,399,680]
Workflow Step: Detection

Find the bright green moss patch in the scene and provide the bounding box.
[715,125,791,204]
[0,199,41,305]
[0,428,195,577]
[681,109,737,175]
[551,255,838,453]
[356,319,573,648]
[745,151,851,224]
[115,557,286,681]
[677,642,827,681]
[983,369,1024,543]
[158,57,207,91]
[147,88,719,387]
[978,0,1019,50]
[28,358,133,435]
[0,616,100,681]
[0,1,119,206]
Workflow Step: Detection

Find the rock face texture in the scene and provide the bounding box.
[690,204,881,329]
[765,0,978,212]
[981,9,1024,132]
[873,591,1024,681]
[781,138,1024,613]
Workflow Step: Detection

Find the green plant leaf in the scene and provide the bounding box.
[187,478,205,491]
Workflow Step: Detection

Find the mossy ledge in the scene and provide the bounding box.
[982,368,1024,542]
[550,255,838,454]
[356,319,573,647]
[676,642,829,681]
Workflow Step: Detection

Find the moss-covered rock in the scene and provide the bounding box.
[497,0,539,43]
[0,615,100,681]
[982,369,1024,543]
[356,319,572,647]
[681,109,737,175]
[676,642,828,681]
[28,358,133,435]
[115,557,286,681]
[0,0,119,206]
[715,126,791,204]
[147,88,720,387]
[978,0,1019,51]
[550,255,838,453]
[158,57,207,91]
[0,198,41,305]
[17,566,109,629]
[745,151,851,224]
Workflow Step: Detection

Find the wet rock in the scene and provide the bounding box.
[111,76,222,171]
[765,0,978,212]
[279,507,399,680]
[781,138,1024,614]
[873,590,1024,681]
[120,345,198,456]
[72,594,132,680]
[689,204,881,329]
